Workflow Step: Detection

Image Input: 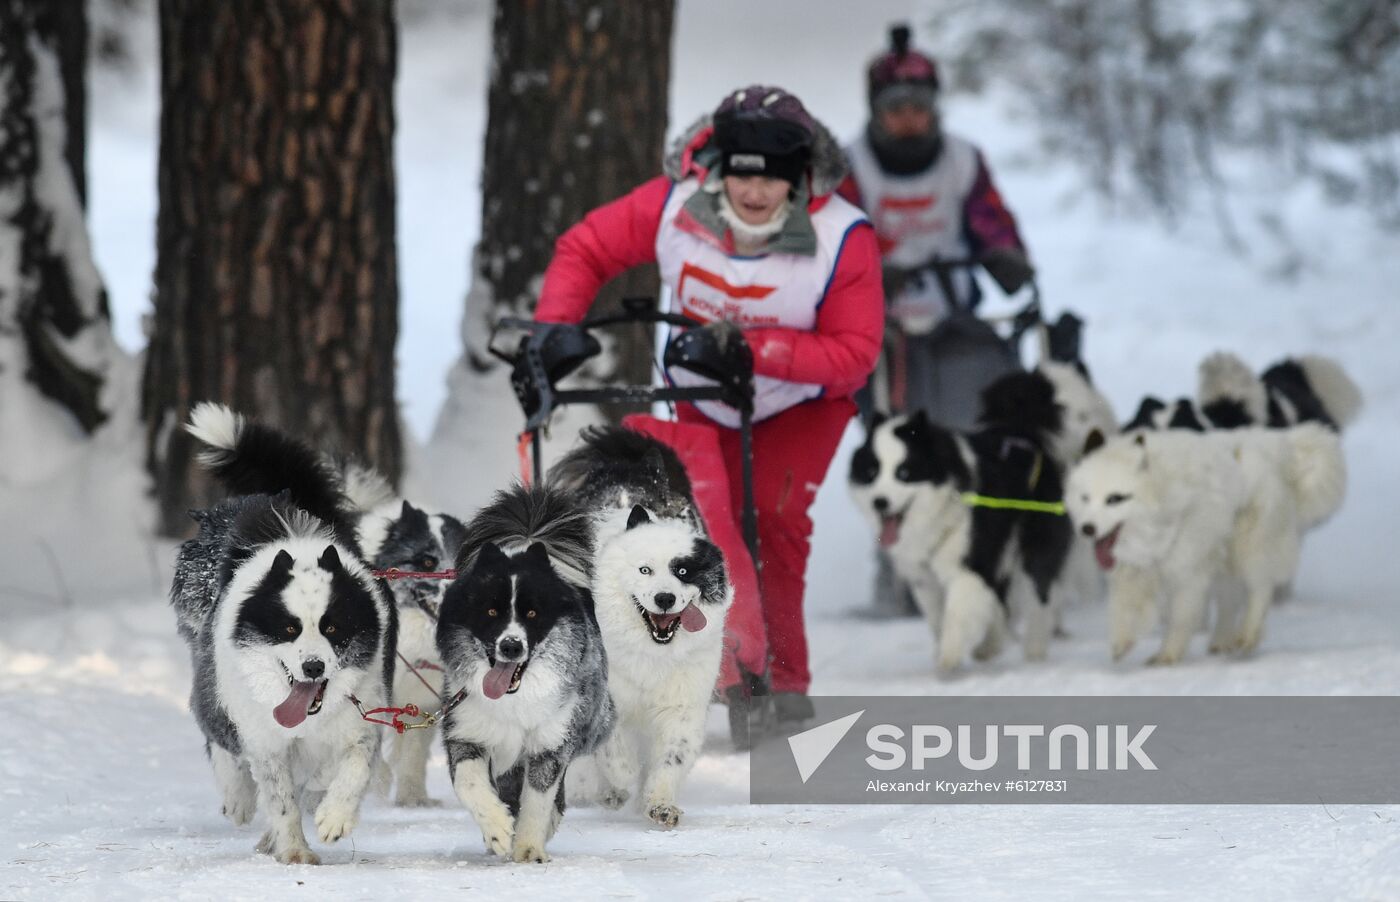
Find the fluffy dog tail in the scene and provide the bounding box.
[457,483,594,589]
[186,402,351,534]
[333,457,396,514]
[1282,422,1347,529]
[1197,351,1267,428]
[1294,355,1364,430]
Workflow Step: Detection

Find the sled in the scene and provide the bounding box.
[491,296,775,749]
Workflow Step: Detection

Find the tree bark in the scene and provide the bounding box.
[0,0,112,441]
[144,0,402,536]
[463,0,675,422]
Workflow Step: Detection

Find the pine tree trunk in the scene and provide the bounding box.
[144,0,402,537]
[0,0,113,444]
[462,0,675,422]
[32,0,86,206]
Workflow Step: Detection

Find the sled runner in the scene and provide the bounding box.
[491,296,775,749]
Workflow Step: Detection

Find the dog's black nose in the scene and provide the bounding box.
[302,658,325,680]
[498,637,525,660]
[654,592,677,611]
[872,496,890,514]
[1080,523,1096,538]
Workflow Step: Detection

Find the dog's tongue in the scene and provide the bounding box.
[1094,529,1119,570]
[482,662,517,700]
[274,681,321,729]
[679,605,707,632]
[879,516,901,548]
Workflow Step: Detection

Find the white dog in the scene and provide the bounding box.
[1065,424,1345,664]
[550,427,732,829]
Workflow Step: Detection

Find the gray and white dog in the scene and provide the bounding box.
[437,484,614,864]
[173,403,394,864]
[549,426,731,830]
[358,500,465,807]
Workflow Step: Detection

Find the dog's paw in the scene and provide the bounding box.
[477,805,514,857]
[511,840,551,863]
[935,649,963,675]
[1110,638,1135,662]
[647,803,682,829]
[274,844,321,866]
[221,792,256,826]
[255,831,274,855]
[1145,649,1182,667]
[971,641,1001,662]
[599,787,630,811]
[1235,629,1263,655]
[314,800,358,844]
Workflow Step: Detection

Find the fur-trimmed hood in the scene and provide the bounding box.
[662,113,849,201]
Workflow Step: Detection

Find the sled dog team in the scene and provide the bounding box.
[171,404,730,864]
[168,347,1357,865]
[849,350,1358,672]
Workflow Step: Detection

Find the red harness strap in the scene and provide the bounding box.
[372,568,458,580]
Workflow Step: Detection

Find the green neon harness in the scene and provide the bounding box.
[959,449,1066,516]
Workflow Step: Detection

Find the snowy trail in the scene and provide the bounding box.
[5,558,1400,901]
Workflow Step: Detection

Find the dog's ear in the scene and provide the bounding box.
[870,411,888,430]
[1083,428,1106,457]
[475,541,508,571]
[523,541,552,567]
[271,548,295,574]
[400,499,420,519]
[626,504,652,530]
[907,409,930,432]
[318,545,341,572]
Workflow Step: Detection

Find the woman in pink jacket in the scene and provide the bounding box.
[535,86,883,730]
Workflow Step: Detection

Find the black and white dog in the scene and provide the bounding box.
[549,426,731,829]
[849,370,1084,671]
[1197,351,1363,431]
[173,403,394,864]
[1127,351,1363,433]
[358,500,465,807]
[437,484,614,863]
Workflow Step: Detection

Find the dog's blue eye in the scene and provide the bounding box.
[639,566,652,576]
[677,568,687,576]
[896,467,910,480]
[1106,493,1131,505]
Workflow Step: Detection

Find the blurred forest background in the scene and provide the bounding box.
[1,0,1395,545]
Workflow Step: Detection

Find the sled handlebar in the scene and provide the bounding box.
[490,296,752,432]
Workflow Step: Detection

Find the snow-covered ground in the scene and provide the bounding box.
[4,1,1399,898]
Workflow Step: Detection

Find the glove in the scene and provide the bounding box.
[664,321,754,410]
[980,247,1035,294]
